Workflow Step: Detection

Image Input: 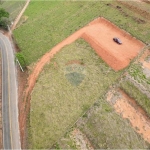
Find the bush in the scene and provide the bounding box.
[0,8,10,29]
[15,53,26,68]
[0,17,10,29]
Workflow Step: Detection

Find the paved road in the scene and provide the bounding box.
[0,33,21,149]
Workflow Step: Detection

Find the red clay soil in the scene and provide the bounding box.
[107,89,150,143]
[20,17,145,147]
[82,18,145,70]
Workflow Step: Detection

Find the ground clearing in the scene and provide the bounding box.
[29,39,122,149]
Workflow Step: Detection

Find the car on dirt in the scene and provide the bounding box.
[113,37,122,45]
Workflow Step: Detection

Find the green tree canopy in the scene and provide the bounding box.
[0,8,9,18]
[0,8,9,29]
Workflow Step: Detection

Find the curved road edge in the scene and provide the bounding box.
[0,33,21,149]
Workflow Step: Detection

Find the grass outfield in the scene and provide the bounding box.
[0,1,26,21]
[29,39,122,149]
[13,1,150,65]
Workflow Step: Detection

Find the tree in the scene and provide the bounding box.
[0,17,10,29]
[0,8,10,29]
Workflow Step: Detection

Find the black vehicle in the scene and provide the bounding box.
[113,37,122,45]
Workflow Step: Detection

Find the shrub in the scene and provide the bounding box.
[0,8,10,29]
[15,53,26,69]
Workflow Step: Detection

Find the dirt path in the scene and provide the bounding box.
[107,89,150,143]
[11,0,30,31]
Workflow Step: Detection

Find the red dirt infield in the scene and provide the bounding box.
[82,18,145,71]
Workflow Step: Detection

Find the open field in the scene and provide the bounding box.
[29,39,123,149]
[0,1,26,22]
[10,0,150,149]
[13,1,150,66]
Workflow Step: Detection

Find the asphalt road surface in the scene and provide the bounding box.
[0,33,20,149]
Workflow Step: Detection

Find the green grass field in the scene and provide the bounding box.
[13,1,150,66]
[29,39,123,149]
[0,1,26,21]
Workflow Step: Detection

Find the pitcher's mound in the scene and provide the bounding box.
[82,18,145,71]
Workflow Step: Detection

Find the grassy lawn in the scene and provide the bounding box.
[56,98,150,149]
[0,1,26,21]
[29,39,122,149]
[13,1,150,66]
